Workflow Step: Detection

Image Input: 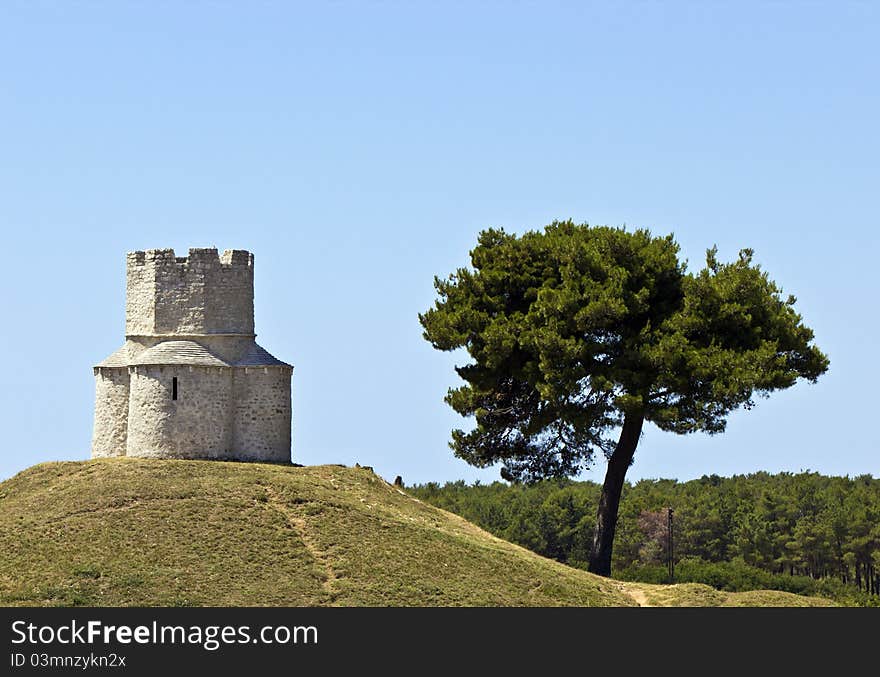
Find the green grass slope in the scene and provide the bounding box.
[0,459,834,607]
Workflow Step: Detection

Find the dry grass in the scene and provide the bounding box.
[615,582,835,607]
[0,459,835,607]
[0,459,632,606]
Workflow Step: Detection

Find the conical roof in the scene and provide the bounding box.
[130,340,230,367]
[96,345,129,368]
[234,342,291,367]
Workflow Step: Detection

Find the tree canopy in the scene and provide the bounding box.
[410,471,880,606]
[420,221,828,575]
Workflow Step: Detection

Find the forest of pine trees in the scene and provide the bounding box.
[410,472,880,606]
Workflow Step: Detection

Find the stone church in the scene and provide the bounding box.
[91,248,292,462]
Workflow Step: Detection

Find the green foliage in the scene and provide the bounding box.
[411,471,880,606]
[617,560,877,607]
[420,221,828,481]
[415,478,599,563]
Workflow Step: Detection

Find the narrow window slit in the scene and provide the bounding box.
[172,377,178,401]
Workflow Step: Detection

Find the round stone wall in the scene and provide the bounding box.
[91,368,130,458]
[126,365,234,459]
[232,367,291,462]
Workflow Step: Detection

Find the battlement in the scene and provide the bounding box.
[125,247,255,336]
[127,248,254,269]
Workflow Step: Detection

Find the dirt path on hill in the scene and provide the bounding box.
[263,485,340,602]
[617,584,653,607]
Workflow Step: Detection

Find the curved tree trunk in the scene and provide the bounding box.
[587,411,645,577]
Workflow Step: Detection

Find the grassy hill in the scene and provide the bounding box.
[0,459,834,607]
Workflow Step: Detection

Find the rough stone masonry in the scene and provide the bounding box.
[91,248,293,462]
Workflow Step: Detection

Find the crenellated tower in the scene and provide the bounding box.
[92,248,292,462]
[125,248,255,337]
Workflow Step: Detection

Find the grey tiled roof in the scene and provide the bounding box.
[96,345,129,367]
[96,340,290,368]
[130,340,230,367]
[234,342,291,367]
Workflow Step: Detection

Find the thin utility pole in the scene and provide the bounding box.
[667,507,675,583]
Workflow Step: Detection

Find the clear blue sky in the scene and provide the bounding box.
[1,2,877,485]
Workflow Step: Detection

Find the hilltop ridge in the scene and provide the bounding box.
[0,459,834,607]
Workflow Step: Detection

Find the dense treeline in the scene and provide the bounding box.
[410,472,880,606]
